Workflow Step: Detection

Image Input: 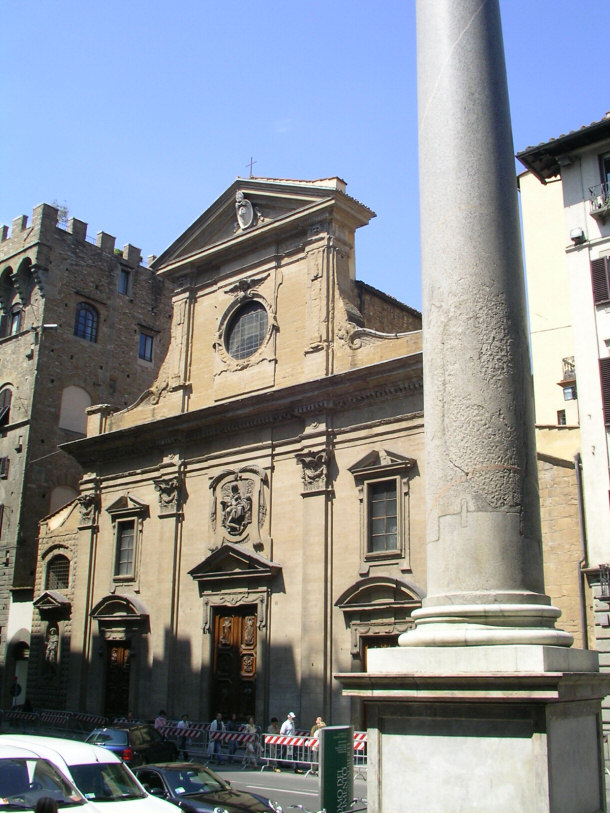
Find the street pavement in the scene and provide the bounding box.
[210,760,367,812]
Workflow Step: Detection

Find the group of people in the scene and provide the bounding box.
[151,708,327,770]
[266,711,326,773]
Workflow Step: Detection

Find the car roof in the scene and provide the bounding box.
[0,734,122,766]
[0,741,43,759]
[136,762,207,770]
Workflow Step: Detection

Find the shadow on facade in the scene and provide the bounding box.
[22,623,306,729]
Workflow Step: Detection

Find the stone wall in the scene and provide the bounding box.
[0,203,174,704]
[537,453,591,648]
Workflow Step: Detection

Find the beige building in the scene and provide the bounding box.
[29,176,589,727]
[0,204,173,708]
[31,178,425,725]
[519,114,610,727]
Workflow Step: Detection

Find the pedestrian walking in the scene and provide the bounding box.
[208,712,225,763]
[177,713,190,759]
[280,711,302,772]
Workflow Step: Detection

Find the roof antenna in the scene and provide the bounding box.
[246,157,257,178]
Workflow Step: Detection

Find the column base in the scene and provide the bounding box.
[337,646,610,813]
[398,603,574,647]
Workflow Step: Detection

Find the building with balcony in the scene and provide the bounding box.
[0,204,173,708]
[518,113,610,728]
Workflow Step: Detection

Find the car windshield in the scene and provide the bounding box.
[69,762,146,802]
[86,730,128,747]
[162,766,226,796]
[0,756,85,808]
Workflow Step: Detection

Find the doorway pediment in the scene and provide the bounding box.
[335,576,424,614]
[90,594,149,622]
[188,542,281,587]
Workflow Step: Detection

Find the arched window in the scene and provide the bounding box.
[0,387,12,426]
[45,554,70,591]
[9,305,23,336]
[74,302,99,342]
[58,385,91,434]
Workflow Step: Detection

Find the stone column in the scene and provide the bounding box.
[400,0,571,647]
[338,5,609,810]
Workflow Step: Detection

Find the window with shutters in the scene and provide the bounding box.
[591,258,610,305]
[600,356,610,426]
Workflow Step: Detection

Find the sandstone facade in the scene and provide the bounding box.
[28,178,585,729]
[32,179,425,726]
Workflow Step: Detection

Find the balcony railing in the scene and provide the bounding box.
[562,356,576,381]
[589,182,610,220]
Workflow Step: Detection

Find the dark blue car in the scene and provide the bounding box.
[86,725,178,767]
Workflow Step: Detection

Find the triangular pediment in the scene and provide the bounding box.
[106,495,149,517]
[348,449,417,478]
[188,542,281,585]
[152,177,374,274]
[33,590,71,612]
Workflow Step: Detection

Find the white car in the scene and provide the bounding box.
[0,740,99,811]
[0,735,177,812]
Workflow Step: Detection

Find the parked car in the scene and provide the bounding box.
[85,724,178,766]
[0,734,177,811]
[0,740,98,811]
[134,762,283,812]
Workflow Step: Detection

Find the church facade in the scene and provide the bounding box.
[31,178,426,726]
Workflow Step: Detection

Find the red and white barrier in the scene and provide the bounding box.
[209,730,257,744]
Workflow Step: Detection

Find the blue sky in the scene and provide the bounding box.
[2,1,608,311]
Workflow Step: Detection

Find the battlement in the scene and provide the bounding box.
[0,203,145,267]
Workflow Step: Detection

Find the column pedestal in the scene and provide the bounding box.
[338,647,610,813]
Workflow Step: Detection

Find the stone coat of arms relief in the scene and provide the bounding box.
[209,466,269,551]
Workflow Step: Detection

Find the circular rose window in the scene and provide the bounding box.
[225,300,268,360]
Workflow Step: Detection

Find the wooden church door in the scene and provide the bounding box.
[103,642,131,718]
[211,606,257,719]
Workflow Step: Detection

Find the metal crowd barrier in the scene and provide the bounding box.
[259,731,367,776]
[0,709,367,775]
[260,734,319,776]
[0,708,108,739]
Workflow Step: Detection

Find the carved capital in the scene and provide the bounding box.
[296,448,332,493]
[153,474,184,515]
[77,492,99,527]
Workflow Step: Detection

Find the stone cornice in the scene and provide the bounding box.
[62,353,422,468]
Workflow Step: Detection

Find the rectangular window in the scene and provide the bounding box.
[0,457,8,479]
[138,332,153,362]
[368,480,398,552]
[557,409,567,426]
[0,504,4,538]
[118,268,130,295]
[114,519,135,577]
[563,385,577,401]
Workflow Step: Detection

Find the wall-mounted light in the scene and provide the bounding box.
[570,227,586,245]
